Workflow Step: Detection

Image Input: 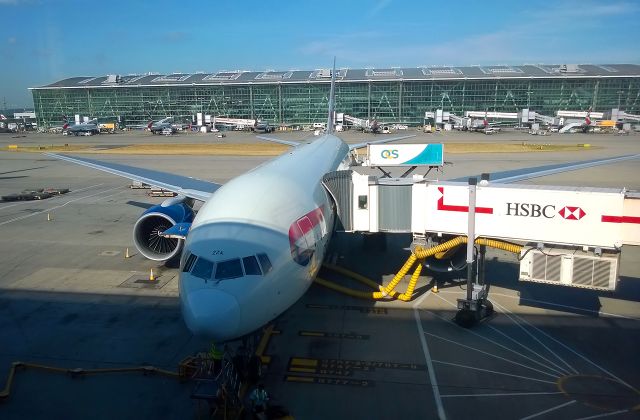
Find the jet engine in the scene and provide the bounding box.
[133,198,194,261]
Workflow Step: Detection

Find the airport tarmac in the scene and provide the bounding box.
[0,131,639,419]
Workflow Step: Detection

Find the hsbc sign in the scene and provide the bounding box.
[506,203,586,220]
[419,183,635,249]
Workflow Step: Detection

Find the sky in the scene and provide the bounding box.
[1,0,639,108]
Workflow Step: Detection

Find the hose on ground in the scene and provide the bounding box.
[315,236,522,302]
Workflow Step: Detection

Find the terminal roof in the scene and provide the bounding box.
[33,64,640,89]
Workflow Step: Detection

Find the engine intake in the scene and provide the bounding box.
[133,202,194,261]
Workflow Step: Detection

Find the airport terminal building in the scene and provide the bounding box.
[30,64,640,128]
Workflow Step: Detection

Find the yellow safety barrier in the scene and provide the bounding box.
[1,361,179,401]
[315,236,522,302]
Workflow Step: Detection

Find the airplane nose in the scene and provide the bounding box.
[181,288,241,341]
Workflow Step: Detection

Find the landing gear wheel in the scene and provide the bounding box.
[455,309,478,328]
[482,300,494,318]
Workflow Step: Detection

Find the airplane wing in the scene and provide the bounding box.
[256,135,301,147]
[348,135,415,150]
[46,153,220,201]
[449,154,640,184]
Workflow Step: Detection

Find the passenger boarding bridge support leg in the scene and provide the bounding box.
[455,177,491,327]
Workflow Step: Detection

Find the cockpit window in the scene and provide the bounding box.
[242,256,262,276]
[191,257,214,281]
[257,253,273,274]
[215,258,243,280]
[183,253,197,273]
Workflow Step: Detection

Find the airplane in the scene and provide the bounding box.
[45,62,639,343]
[63,117,100,136]
[253,120,274,133]
[582,107,593,133]
[147,117,175,135]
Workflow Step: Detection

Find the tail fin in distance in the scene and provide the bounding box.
[326,57,336,134]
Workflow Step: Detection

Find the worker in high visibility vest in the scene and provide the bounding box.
[249,383,269,418]
[208,343,224,374]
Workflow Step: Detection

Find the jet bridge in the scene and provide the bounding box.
[323,144,640,296]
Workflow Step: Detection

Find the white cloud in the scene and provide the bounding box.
[367,0,392,18]
[298,1,639,67]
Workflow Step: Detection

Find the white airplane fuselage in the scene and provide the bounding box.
[179,134,351,341]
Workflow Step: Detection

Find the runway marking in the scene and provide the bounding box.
[290,358,317,368]
[432,291,457,308]
[441,391,564,398]
[485,325,571,377]
[493,301,579,375]
[288,357,425,373]
[306,303,388,315]
[575,409,630,419]
[426,308,567,377]
[0,185,126,227]
[82,188,131,205]
[519,400,576,420]
[0,183,105,211]
[494,301,635,390]
[413,291,446,420]
[489,292,640,321]
[431,360,557,385]
[434,291,571,375]
[285,375,373,387]
[423,331,559,379]
[298,330,370,340]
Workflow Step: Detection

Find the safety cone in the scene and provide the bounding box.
[125,248,130,259]
[149,268,155,281]
[47,213,52,221]
[431,283,439,293]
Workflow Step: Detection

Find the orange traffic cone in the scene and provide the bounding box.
[149,268,155,281]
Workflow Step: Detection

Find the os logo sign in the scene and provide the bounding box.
[381,149,399,159]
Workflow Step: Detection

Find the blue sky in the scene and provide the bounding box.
[1,0,639,108]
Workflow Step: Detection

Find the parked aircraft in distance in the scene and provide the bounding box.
[46,62,633,343]
[63,117,100,136]
[253,120,274,133]
[148,117,176,135]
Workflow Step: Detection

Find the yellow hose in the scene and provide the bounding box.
[373,254,417,298]
[314,276,377,299]
[315,236,522,302]
[476,237,522,254]
[397,263,423,301]
[1,362,179,401]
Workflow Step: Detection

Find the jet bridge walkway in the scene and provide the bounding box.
[322,145,640,296]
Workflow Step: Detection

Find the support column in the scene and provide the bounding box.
[368,81,372,120]
[249,84,254,119]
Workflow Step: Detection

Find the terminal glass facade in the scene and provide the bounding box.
[32,77,640,128]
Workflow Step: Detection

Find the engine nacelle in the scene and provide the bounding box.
[133,202,194,261]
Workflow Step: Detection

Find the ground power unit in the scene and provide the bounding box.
[519,247,619,290]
